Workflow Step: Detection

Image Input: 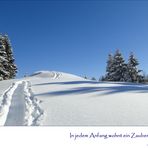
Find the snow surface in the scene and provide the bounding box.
[0,71,148,126]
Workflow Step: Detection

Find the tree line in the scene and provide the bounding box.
[0,34,17,80]
[101,50,144,83]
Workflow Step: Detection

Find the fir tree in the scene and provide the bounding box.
[3,35,17,78]
[126,52,143,82]
[84,76,88,79]
[0,35,9,80]
[112,50,126,81]
[105,53,114,81]
[91,77,96,81]
[99,76,105,81]
[0,34,17,80]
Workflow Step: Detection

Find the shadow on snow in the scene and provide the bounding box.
[33,80,147,86]
[34,82,148,97]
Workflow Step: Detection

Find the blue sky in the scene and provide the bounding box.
[0,0,148,79]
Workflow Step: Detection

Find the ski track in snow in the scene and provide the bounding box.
[0,81,22,126]
[46,71,61,79]
[52,71,58,79]
[0,80,44,126]
[53,72,62,79]
[5,84,26,126]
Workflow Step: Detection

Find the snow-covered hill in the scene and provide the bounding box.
[0,71,148,126]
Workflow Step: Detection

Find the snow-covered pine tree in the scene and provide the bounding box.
[112,50,127,81]
[84,76,88,79]
[3,35,17,79]
[0,34,17,80]
[91,77,96,81]
[126,52,143,83]
[105,53,114,81]
[0,35,9,80]
[99,76,106,81]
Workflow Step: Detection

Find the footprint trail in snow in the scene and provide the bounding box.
[0,81,44,126]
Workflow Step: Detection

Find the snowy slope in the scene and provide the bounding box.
[0,71,148,126]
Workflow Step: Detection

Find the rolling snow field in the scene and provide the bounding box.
[0,71,148,126]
